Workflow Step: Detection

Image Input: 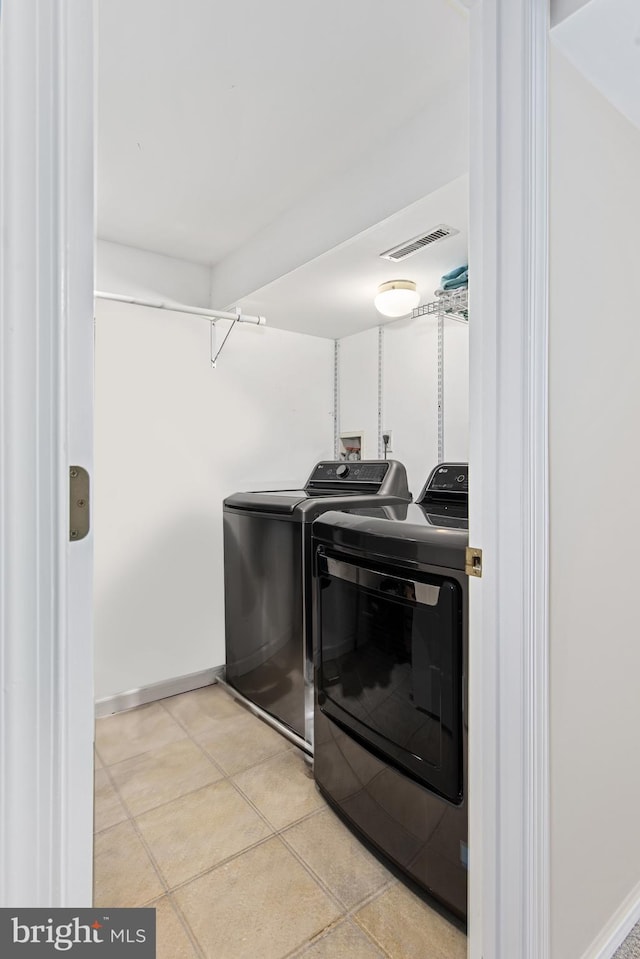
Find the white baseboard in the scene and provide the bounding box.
[581,878,640,959]
[94,667,222,718]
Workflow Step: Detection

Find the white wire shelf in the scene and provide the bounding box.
[412,287,469,322]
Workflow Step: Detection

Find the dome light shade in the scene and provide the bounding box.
[374,279,420,318]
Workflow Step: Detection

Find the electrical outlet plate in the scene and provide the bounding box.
[382,430,393,452]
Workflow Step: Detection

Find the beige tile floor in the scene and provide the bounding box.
[94,684,467,959]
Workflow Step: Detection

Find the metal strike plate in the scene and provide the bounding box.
[69,466,90,541]
[465,546,483,578]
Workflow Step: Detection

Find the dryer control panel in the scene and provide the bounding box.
[419,463,468,500]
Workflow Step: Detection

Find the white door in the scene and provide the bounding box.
[0,0,95,905]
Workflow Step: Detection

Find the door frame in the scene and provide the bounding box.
[466,1,550,958]
[0,0,95,905]
[0,2,550,956]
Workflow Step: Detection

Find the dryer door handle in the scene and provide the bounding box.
[322,555,441,607]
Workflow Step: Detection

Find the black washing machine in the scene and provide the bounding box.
[312,462,468,918]
[222,460,411,750]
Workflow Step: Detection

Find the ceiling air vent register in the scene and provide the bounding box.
[380,224,459,262]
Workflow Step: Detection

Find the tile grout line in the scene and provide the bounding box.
[94,740,188,770]
[164,892,208,959]
[349,912,398,959]
[157,831,278,898]
[93,769,223,835]
[108,766,228,822]
[96,759,172,902]
[158,690,297,780]
[275,827,367,916]
[278,879,401,959]
[196,737,294,780]
[227,767,326,832]
[283,916,390,959]
[96,690,273,773]
[350,914,396,959]
[94,735,192,769]
[277,822,398,924]
[148,893,207,959]
[280,917,348,959]
[93,766,129,834]
[136,701,230,780]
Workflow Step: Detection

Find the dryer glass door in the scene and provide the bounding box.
[316,549,463,803]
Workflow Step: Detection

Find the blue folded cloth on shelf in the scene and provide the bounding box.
[441,264,467,282]
[441,264,468,291]
[443,274,468,290]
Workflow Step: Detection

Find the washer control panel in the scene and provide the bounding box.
[307,461,390,485]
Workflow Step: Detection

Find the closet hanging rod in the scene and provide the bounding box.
[94,291,266,326]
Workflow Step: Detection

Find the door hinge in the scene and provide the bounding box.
[69,466,90,541]
[465,546,483,578]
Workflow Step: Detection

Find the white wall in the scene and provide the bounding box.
[95,246,334,701]
[97,239,212,307]
[339,316,469,498]
[442,319,469,464]
[549,49,640,959]
[338,328,379,460]
[383,317,439,497]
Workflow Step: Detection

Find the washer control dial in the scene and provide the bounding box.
[335,464,350,479]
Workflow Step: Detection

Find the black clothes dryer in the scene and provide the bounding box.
[222,460,411,750]
[312,462,468,919]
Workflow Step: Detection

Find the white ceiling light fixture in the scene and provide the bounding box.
[374,279,420,318]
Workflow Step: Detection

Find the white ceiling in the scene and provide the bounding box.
[97,0,469,266]
[551,0,593,26]
[97,0,639,342]
[552,0,640,131]
[237,175,468,339]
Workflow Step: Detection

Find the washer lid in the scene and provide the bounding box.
[224,490,310,514]
[223,488,377,514]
